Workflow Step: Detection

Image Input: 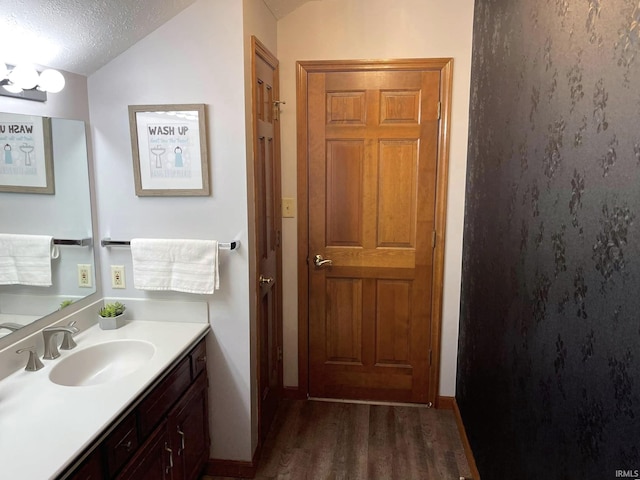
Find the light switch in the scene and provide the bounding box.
[282,197,295,218]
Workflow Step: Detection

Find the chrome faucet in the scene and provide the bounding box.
[42,321,79,360]
[0,322,23,332]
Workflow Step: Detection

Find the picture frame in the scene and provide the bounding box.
[0,113,54,194]
[128,104,209,196]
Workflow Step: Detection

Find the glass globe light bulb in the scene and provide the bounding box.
[9,64,39,90]
[2,83,23,93]
[39,69,65,93]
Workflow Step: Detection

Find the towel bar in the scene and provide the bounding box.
[100,238,240,250]
[53,238,92,247]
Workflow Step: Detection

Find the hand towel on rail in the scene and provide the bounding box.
[0,234,58,286]
[130,238,219,294]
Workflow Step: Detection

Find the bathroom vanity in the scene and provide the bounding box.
[0,314,210,480]
[62,337,209,480]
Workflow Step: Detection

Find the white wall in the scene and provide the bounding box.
[277,0,475,396]
[88,0,253,461]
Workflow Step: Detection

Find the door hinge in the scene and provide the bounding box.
[432,230,436,249]
[273,100,286,122]
[437,101,441,120]
[277,346,283,362]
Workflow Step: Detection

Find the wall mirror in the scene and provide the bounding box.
[0,113,96,345]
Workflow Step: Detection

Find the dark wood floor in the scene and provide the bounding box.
[205,399,472,480]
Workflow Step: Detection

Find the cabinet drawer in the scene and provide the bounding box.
[104,413,139,477]
[116,420,170,480]
[138,356,191,438]
[190,339,207,379]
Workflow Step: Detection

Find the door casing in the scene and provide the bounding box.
[296,58,453,406]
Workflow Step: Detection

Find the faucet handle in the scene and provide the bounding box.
[0,322,23,332]
[60,321,79,351]
[16,346,44,372]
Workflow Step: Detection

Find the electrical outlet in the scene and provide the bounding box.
[111,265,126,289]
[77,264,92,288]
[282,197,295,218]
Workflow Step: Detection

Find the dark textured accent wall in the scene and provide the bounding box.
[458,1,640,479]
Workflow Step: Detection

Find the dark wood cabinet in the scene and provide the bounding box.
[139,356,192,438]
[62,337,209,480]
[117,421,172,480]
[105,413,139,477]
[189,340,207,379]
[66,450,104,480]
[169,373,209,480]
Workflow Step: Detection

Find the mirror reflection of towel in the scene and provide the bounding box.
[131,238,219,294]
[0,234,57,286]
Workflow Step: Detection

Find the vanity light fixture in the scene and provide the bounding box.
[0,62,65,102]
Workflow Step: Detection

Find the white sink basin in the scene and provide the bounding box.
[49,340,156,387]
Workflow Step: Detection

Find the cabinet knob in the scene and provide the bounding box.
[117,440,133,452]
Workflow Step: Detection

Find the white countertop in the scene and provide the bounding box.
[0,319,209,480]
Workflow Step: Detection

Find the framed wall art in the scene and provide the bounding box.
[128,104,209,196]
[0,113,54,194]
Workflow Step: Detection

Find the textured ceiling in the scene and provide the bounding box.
[0,0,322,76]
[262,0,318,19]
[0,0,196,75]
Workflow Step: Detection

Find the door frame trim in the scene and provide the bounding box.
[296,58,454,405]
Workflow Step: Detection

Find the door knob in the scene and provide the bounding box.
[259,275,274,286]
[313,254,333,267]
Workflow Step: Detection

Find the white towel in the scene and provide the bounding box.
[131,238,219,294]
[0,234,58,286]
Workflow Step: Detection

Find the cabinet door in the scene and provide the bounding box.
[64,449,104,480]
[117,421,174,480]
[169,373,210,480]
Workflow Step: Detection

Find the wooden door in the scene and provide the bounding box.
[301,60,451,404]
[251,36,283,442]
